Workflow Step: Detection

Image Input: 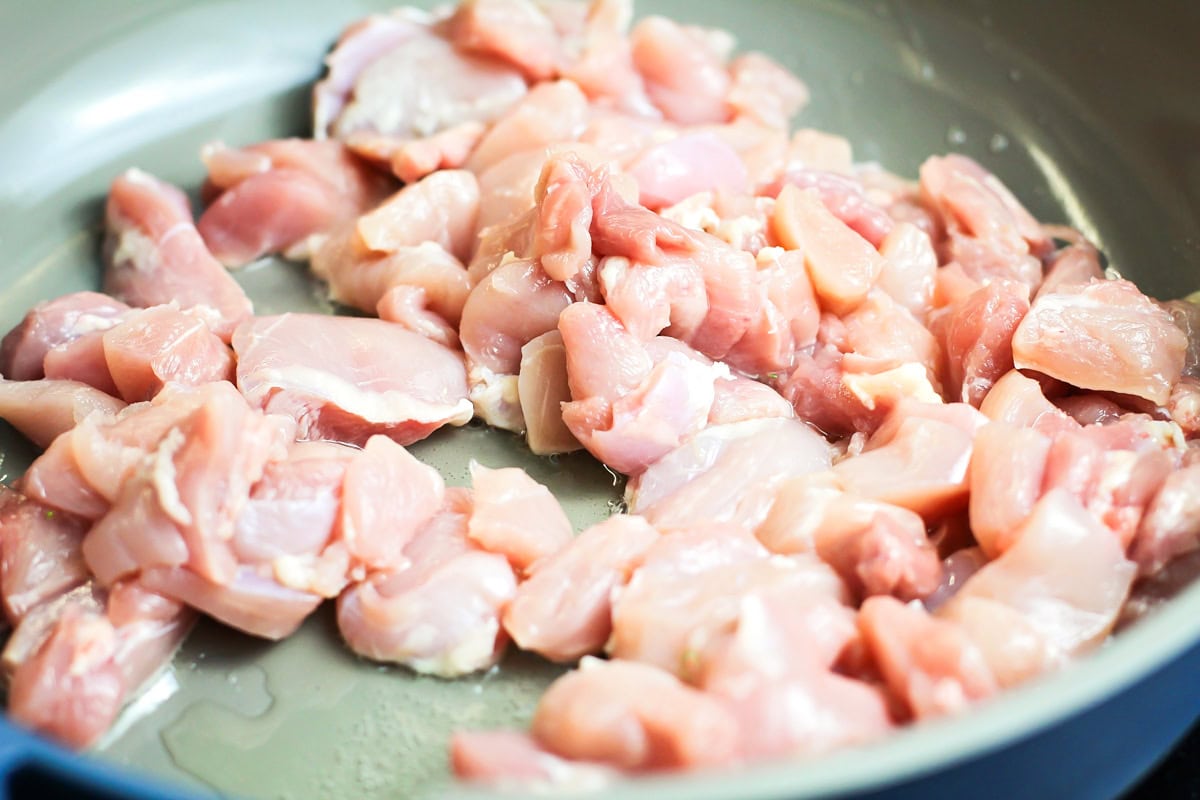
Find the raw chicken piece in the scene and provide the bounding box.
[0,378,125,448]
[19,381,227,521]
[1037,242,1104,298]
[449,0,564,81]
[932,261,983,309]
[940,490,1136,661]
[936,596,1052,689]
[577,112,674,171]
[724,52,809,130]
[81,381,292,588]
[233,440,356,597]
[1012,278,1188,406]
[832,401,988,520]
[858,596,997,720]
[609,525,768,662]
[19,434,109,521]
[772,184,884,314]
[968,423,1052,558]
[103,169,252,341]
[701,590,893,759]
[475,141,623,244]
[839,290,943,388]
[611,524,851,680]
[0,487,90,624]
[77,492,167,590]
[19,427,124,522]
[337,489,519,676]
[503,514,658,662]
[7,581,192,749]
[626,417,833,530]
[630,16,732,125]
[559,302,793,474]
[340,435,445,576]
[105,581,194,694]
[781,345,891,438]
[345,121,485,183]
[41,327,121,397]
[529,151,759,358]
[694,120,787,190]
[469,204,538,283]
[594,190,760,359]
[147,389,293,582]
[1070,436,1179,550]
[8,605,125,748]
[532,153,608,285]
[0,292,129,381]
[918,154,1047,286]
[139,566,320,641]
[765,169,895,249]
[754,475,842,557]
[875,222,938,322]
[931,279,1030,407]
[465,80,591,174]
[460,258,573,430]
[559,0,659,117]
[317,9,527,140]
[1128,465,1200,577]
[229,443,352,606]
[530,656,740,770]
[559,304,715,475]
[972,406,1184,554]
[920,154,1047,252]
[354,169,480,262]
[451,730,617,790]
[858,164,941,241]
[756,476,942,602]
[517,331,581,455]
[474,152,546,236]
[595,253,708,344]
[100,305,235,402]
[311,232,470,334]
[234,313,472,446]
[977,369,1077,435]
[1,584,104,680]
[787,128,853,174]
[198,142,270,189]
[707,369,795,424]
[131,442,355,639]
[626,132,749,210]
[461,259,573,376]
[312,10,435,138]
[946,234,1042,294]
[466,462,573,573]
[855,397,992,450]
[376,286,462,349]
[197,139,393,267]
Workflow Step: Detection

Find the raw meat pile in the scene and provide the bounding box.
[1,0,1198,788]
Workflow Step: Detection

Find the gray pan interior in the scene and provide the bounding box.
[0,1,1198,798]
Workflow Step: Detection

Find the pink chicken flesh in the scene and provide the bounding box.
[233,313,473,446]
[103,169,252,342]
[337,488,519,676]
[197,139,393,267]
